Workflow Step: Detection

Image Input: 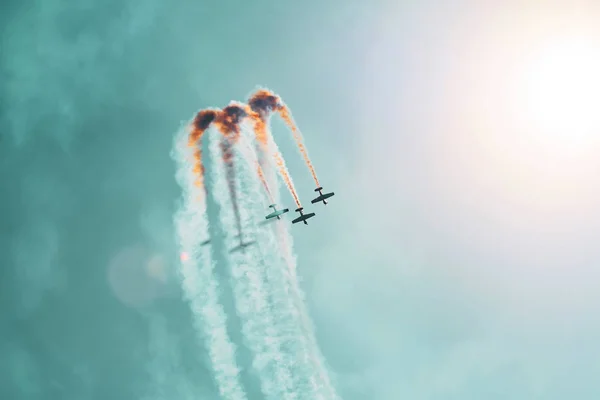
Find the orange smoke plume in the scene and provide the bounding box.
[188,100,297,207]
[214,104,247,141]
[247,90,280,148]
[248,89,280,121]
[188,105,245,190]
[276,105,320,187]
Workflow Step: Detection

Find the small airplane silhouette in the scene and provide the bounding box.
[265,204,289,220]
[200,235,255,253]
[311,186,335,205]
[230,235,255,253]
[292,207,316,225]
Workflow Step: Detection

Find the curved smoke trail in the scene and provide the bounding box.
[248,88,321,188]
[172,124,246,400]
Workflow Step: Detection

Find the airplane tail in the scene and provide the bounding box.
[295,207,303,212]
[314,187,323,192]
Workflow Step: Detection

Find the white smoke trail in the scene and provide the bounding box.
[270,223,341,400]
[234,125,335,400]
[171,125,246,400]
[207,128,297,400]
[242,126,341,400]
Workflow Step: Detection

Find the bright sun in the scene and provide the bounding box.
[519,36,600,145]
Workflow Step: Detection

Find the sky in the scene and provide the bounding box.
[2,0,600,399]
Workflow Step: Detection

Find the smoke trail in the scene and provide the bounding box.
[236,135,275,204]
[248,89,321,188]
[272,150,301,207]
[251,201,337,400]
[270,223,341,400]
[233,123,342,400]
[276,104,320,188]
[172,124,246,400]
[220,137,243,239]
[236,123,279,206]
[240,102,340,399]
[250,126,282,208]
[215,107,244,242]
[256,163,274,203]
[215,104,274,205]
[178,96,339,400]
[207,128,297,400]
[189,109,218,189]
[245,103,302,208]
[233,134,274,204]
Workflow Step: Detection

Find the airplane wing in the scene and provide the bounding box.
[311,192,334,204]
[230,245,244,253]
[265,208,290,220]
[292,212,316,224]
[230,240,256,253]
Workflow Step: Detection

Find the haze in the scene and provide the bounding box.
[2,1,600,399]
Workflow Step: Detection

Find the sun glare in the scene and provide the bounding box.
[519,36,600,145]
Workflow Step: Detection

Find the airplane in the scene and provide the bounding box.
[311,186,335,205]
[291,207,316,225]
[230,232,255,253]
[200,236,255,253]
[230,239,255,253]
[265,204,290,220]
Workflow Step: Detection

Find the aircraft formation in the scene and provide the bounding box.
[265,185,334,225]
[187,88,335,254]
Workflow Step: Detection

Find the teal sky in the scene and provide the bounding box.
[2,0,600,399]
